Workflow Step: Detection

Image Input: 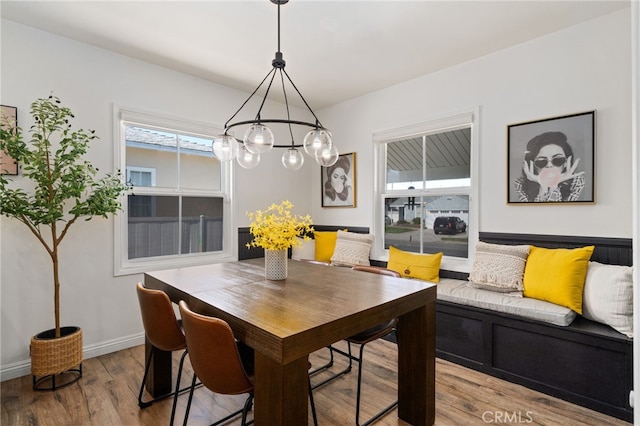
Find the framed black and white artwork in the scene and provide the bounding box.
[507,111,595,204]
[321,152,356,208]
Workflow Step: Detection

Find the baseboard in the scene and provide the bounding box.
[1,332,145,382]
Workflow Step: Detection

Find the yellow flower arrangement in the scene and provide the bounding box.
[246,200,314,251]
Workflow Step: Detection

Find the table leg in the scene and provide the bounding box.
[396,303,436,426]
[144,336,173,397]
[254,353,309,425]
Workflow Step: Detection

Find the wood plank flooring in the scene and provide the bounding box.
[1,339,630,425]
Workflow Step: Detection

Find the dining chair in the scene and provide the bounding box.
[312,265,400,426]
[178,301,318,426]
[136,282,191,426]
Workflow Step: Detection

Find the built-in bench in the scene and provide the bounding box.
[436,232,633,422]
[237,227,633,422]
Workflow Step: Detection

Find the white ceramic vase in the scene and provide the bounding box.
[265,249,288,280]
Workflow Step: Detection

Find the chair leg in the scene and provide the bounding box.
[137,347,155,408]
[170,350,189,426]
[355,343,365,426]
[354,343,398,426]
[309,378,319,426]
[309,346,335,376]
[139,348,193,411]
[311,343,354,390]
[182,371,254,426]
[240,394,254,426]
[182,374,197,426]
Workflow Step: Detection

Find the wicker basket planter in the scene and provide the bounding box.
[30,326,83,390]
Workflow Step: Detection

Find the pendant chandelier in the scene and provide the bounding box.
[211,0,339,171]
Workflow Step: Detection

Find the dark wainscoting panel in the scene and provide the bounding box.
[479,232,632,266]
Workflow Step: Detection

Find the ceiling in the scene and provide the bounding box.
[1,1,629,109]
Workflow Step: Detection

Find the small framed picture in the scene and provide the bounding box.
[507,111,595,204]
[1,105,18,175]
[321,152,356,208]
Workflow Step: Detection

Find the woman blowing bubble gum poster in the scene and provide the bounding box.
[507,111,595,204]
[322,152,356,207]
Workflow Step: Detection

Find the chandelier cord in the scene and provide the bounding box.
[255,67,279,122]
[278,69,296,147]
[282,68,324,129]
[224,67,276,130]
[277,1,282,53]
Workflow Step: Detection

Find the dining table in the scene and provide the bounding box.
[143,258,436,425]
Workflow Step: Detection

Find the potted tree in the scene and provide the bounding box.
[0,95,129,390]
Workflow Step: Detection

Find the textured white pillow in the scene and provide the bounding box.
[582,261,633,338]
[468,242,530,295]
[291,237,315,261]
[330,231,373,267]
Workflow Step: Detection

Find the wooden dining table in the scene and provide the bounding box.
[143,258,436,425]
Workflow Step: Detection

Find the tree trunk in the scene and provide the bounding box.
[52,248,60,339]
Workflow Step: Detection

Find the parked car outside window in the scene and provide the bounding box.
[433,216,467,235]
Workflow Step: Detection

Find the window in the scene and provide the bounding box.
[114,107,235,275]
[126,166,156,187]
[373,110,478,271]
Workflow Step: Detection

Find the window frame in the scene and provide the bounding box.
[113,105,236,276]
[372,108,479,273]
[126,166,156,187]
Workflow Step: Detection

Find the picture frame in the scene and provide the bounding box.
[321,152,357,208]
[1,105,18,175]
[507,111,595,204]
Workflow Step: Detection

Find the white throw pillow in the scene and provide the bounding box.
[291,237,315,261]
[582,261,633,338]
[330,230,373,267]
[468,242,530,296]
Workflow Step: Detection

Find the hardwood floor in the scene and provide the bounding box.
[1,339,630,426]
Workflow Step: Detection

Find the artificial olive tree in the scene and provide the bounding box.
[0,95,129,338]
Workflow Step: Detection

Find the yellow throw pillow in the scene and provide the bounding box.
[387,246,442,282]
[314,231,340,262]
[523,245,595,314]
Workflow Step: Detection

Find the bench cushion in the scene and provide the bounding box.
[387,246,442,282]
[468,242,529,295]
[582,261,633,338]
[437,278,577,326]
[330,230,373,267]
[522,245,594,314]
[291,237,315,260]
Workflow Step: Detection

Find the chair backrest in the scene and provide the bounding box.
[136,282,186,352]
[352,265,401,278]
[178,301,254,395]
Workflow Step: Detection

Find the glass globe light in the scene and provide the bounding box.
[303,129,332,157]
[211,134,239,161]
[281,148,304,171]
[315,143,339,167]
[244,124,274,154]
[237,144,260,169]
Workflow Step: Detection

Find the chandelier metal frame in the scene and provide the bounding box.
[214,0,338,170]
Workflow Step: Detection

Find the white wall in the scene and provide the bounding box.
[0,20,314,379]
[314,8,632,240]
[0,7,634,381]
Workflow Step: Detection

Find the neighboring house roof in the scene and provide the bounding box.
[390,195,468,211]
[125,126,212,157]
[424,195,468,211]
